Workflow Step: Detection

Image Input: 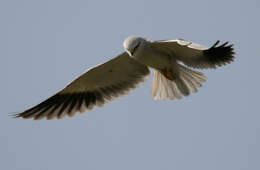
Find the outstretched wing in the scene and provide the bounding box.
[15,53,150,120]
[151,39,234,69]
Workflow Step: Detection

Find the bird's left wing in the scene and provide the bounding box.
[151,39,234,69]
[15,52,150,120]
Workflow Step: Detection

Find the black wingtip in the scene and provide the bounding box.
[204,41,235,67]
[212,40,220,47]
[9,111,22,118]
[12,111,31,119]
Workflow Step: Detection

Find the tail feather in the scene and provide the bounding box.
[150,65,206,100]
[181,73,198,93]
[179,65,206,83]
[161,74,181,99]
[175,77,190,96]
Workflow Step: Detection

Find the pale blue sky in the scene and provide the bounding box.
[2,0,258,170]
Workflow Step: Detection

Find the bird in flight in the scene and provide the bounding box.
[15,36,234,120]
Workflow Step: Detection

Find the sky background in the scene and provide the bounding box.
[1,0,258,170]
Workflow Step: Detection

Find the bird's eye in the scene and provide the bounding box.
[131,42,141,55]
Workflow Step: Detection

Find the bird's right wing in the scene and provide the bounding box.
[151,39,234,69]
[15,52,150,120]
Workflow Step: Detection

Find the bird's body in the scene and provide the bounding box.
[15,36,234,120]
[124,36,171,70]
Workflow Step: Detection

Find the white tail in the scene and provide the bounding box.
[150,64,206,100]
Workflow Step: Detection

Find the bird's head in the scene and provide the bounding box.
[123,36,146,57]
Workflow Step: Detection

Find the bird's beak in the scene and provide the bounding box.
[126,50,132,56]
